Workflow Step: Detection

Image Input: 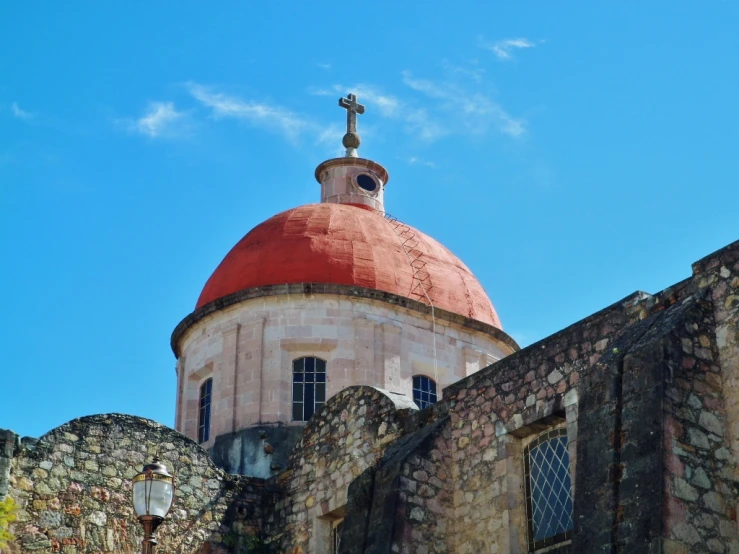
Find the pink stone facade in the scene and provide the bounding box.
[174,292,515,449]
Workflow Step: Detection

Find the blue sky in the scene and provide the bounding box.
[2,2,738,438]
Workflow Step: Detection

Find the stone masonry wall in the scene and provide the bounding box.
[443,293,632,554]
[694,239,739,540]
[436,240,739,554]
[2,415,268,554]
[335,408,454,554]
[263,386,419,553]
[660,295,737,552]
[387,415,453,554]
[3,241,737,554]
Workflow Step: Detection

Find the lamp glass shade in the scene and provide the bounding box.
[132,477,174,518]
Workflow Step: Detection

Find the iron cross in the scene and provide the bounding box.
[339,94,365,134]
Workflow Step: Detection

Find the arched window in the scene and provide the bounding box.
[198,378,212,443]
[412,375,437,409]
[292,357,326,422]
[524,428,574,550]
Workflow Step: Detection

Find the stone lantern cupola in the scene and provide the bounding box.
[316,93,389,213]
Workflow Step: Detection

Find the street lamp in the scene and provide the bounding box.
[132,457,175,554]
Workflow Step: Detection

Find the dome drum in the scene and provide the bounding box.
[174,290,515,477]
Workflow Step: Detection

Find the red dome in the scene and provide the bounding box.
[196,203,501,328]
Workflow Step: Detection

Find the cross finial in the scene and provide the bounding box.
[338,93,365,157]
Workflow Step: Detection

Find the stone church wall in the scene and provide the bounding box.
[317,240,739,553]
[436,248,739,553]
[261,386,420,553]
[693,241,739,512]
[442,291,625,553]
[369,413,453,554]
[2,241,737,554]
[2,415,268,554]
[660,294,736,552]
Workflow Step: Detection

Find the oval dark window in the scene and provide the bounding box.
[356,174,377,192]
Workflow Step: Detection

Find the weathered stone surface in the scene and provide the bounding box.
[674,478,699,501]
[3,240,738,554]
[4,414,267,553]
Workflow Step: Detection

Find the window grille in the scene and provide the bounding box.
[292,357,326,421]
[198,378,212,443]
[524,428,574,551]
[412,375,437,409]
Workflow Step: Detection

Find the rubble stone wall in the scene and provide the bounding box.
[694,240,739,539]
[660,295,737,552]
[389,416,453,554]
[2,241,737,554]
[263,386,419,553]
[443,292,633,554]
[438,240,739,554]
[3,415,266,554]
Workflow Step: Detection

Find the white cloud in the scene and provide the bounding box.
[188,83,309,141]
[480,37,536,60]
[310,84,400,118]
[11,102,35,121]
[403,107,448,141]
[407,156,435,168]
[441,59,485,83]
[401,73,447,99]
[349,85,401,118]
[401,71,526,138]
[128,101,186,138]
[311,70,525,141]
[316,122,346,157]
[317,62,332,71]
[310,83,445,140]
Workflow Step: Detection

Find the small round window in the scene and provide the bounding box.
[355,173,379,194]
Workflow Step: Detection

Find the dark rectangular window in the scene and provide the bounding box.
[412,375,438,409]
[292,357,327,422]
[198,378,212,443]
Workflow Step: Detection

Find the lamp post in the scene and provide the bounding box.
[132,457,175,554]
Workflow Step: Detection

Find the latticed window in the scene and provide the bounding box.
[198,378,212,444]
[292,357,326,422]
[412,375,437,409]
[524,428,574,551]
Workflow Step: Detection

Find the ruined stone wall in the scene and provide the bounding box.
[263,386,419,553]
[438,242,739,554]
[249,240,738,554]
[694,239,739,540]
[660,295,737,552]
[389,416,453,554]
[3,242,737,554]
[2,415,267,554]
[443,293,631,554]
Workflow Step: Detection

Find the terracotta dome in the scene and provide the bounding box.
[196,203,501,328]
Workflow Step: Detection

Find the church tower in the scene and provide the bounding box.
[170,94,518,476]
